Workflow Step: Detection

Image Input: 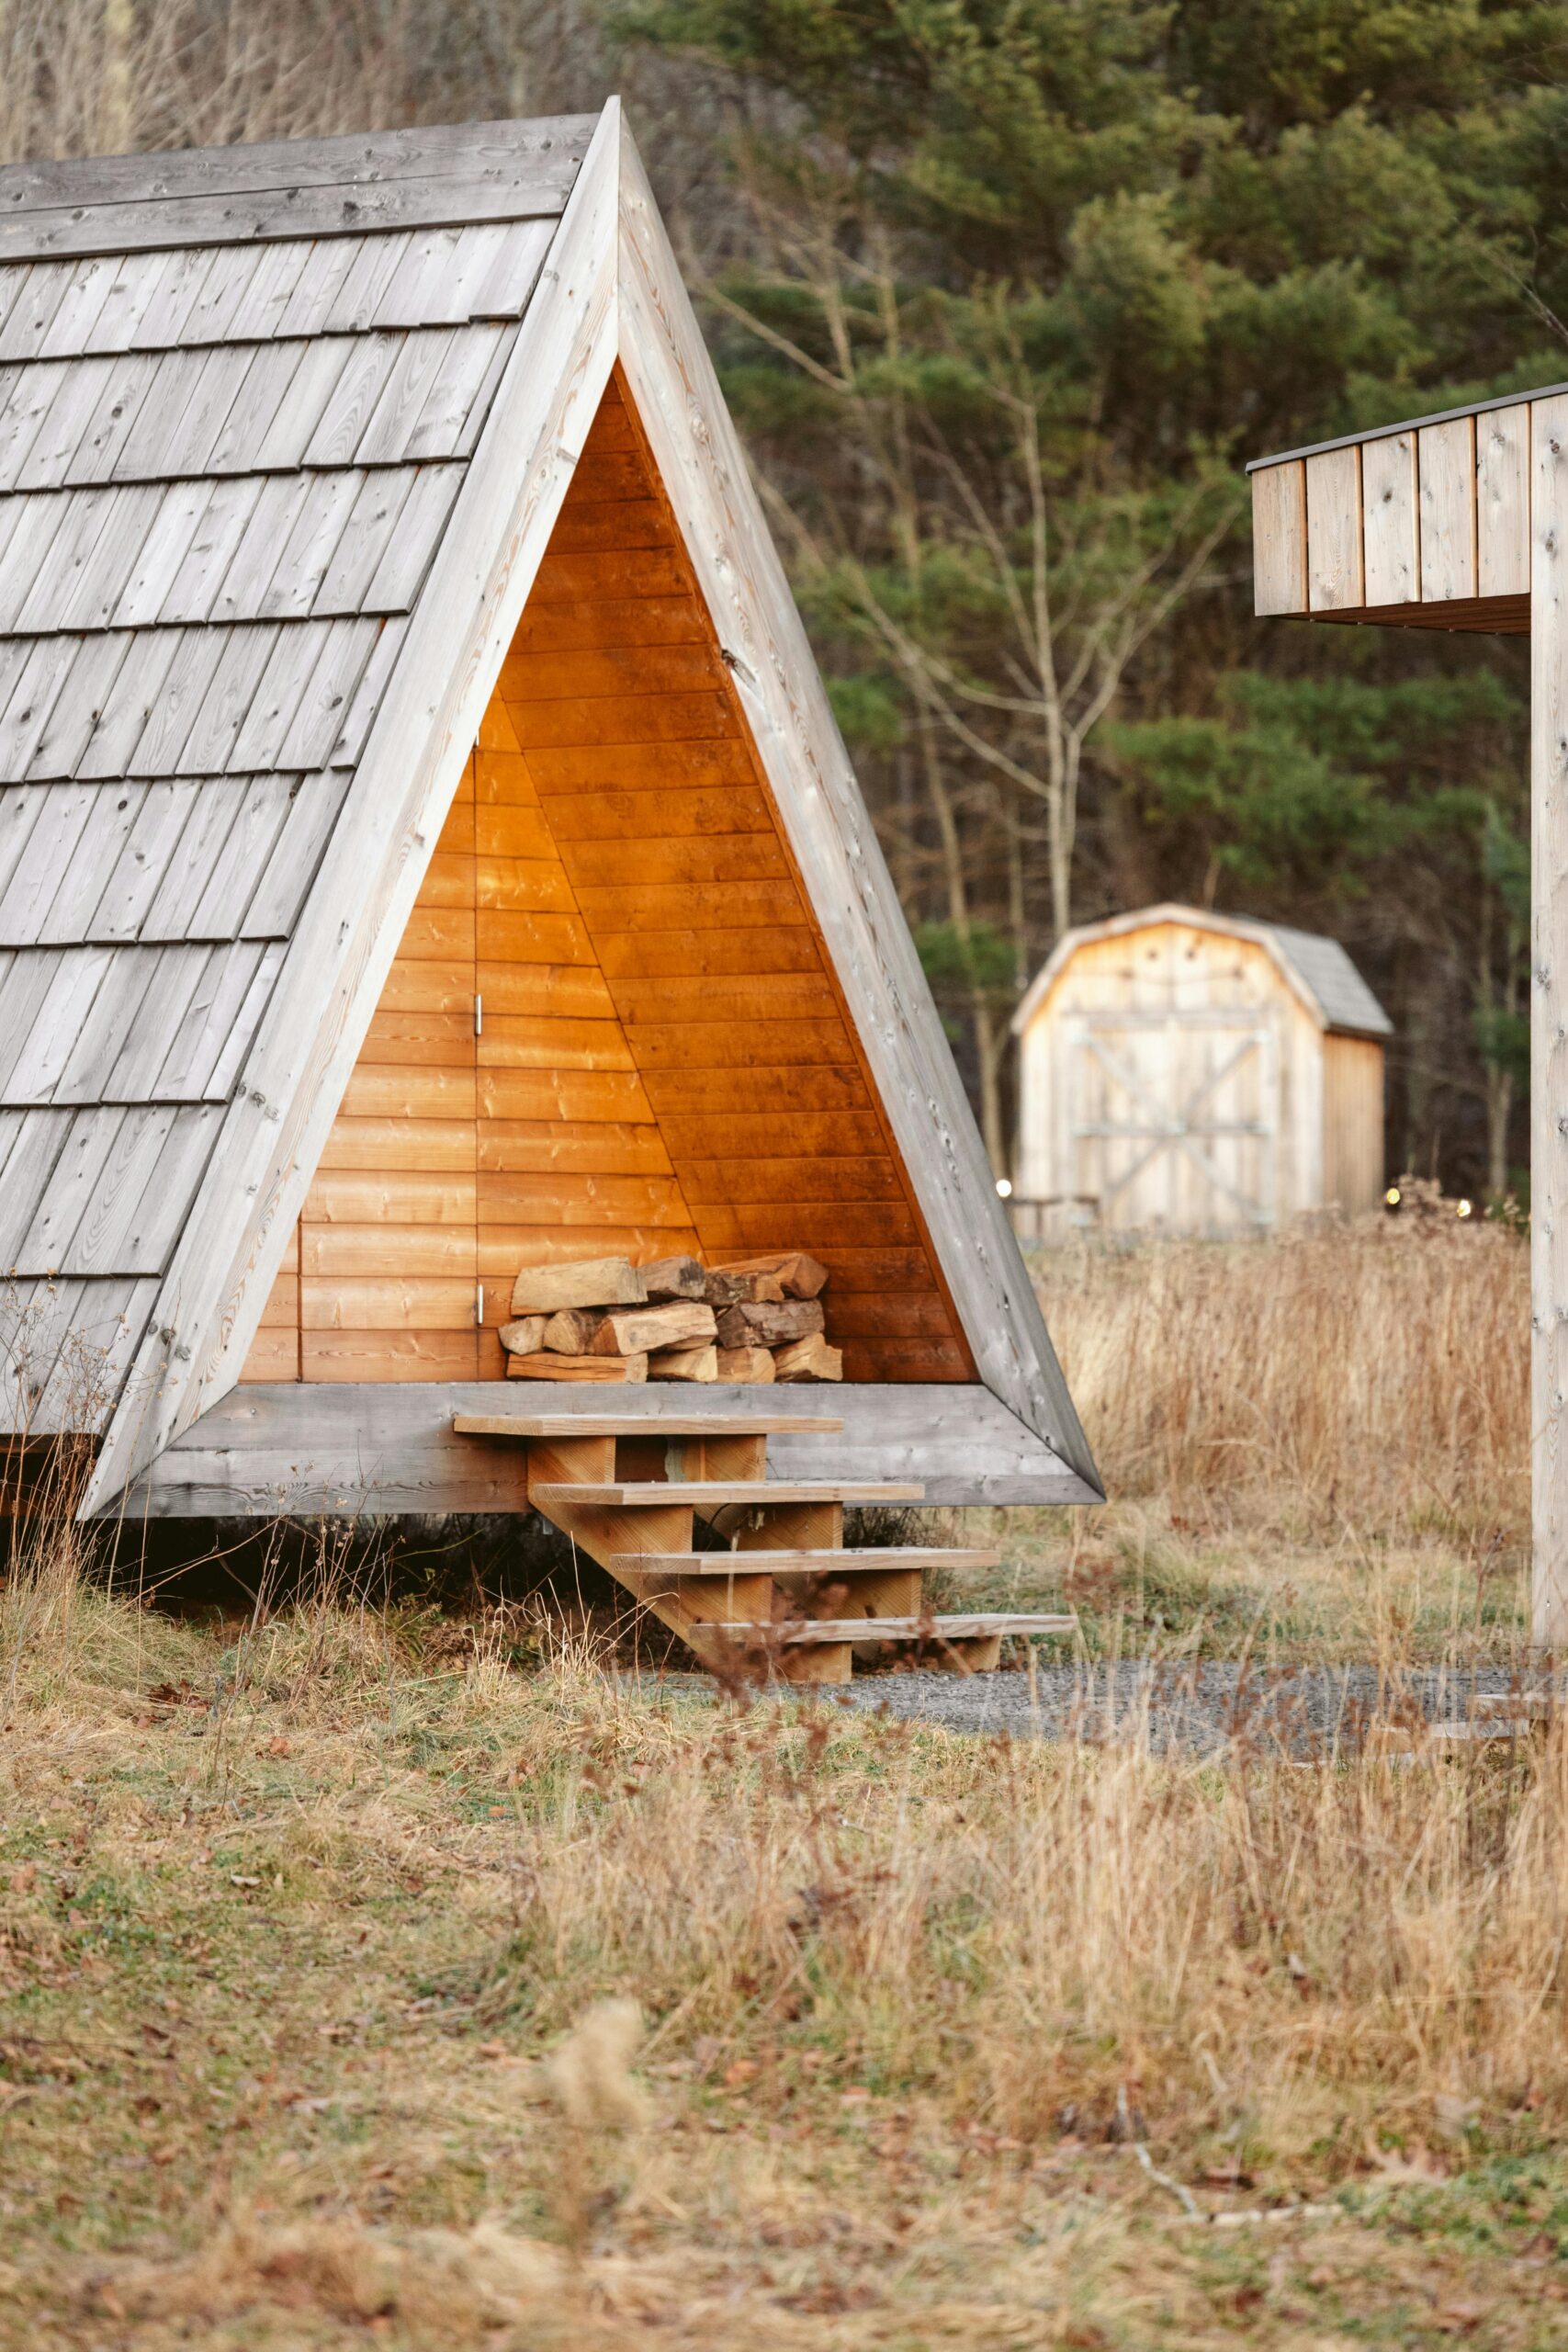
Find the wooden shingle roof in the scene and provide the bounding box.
[0,104,1099,1514]
[0,116,594,1438]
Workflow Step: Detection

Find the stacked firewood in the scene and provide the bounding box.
[500,1251,839,1383]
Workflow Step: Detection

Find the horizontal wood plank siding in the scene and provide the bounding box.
[497,372,969,1385]
[294,755,479,1381]
[265,370,970,1386]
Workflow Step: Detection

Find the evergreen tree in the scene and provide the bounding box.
[617,0,1561,1184]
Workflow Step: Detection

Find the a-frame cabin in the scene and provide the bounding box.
[0,105,1098,1678]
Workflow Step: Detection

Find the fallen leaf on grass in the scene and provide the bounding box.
[1363,2131,1449,2183]
[230,1875,261,1890]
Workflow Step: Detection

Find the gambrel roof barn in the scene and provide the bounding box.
[1012,904,1392,1238]
[0,105,1096,1674]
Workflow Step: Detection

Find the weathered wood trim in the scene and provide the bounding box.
[0,118,596,261]
[120,1379,1102,1515]
[1532,392,1568,1652]
[1248,382,1568,473]
[1478,405,1529,598]
[1305,446,1363,612]
[611,120,1100,1496]
[1251,461,1307,616]
[82,104,623,1515]
[1361,433,1418,607]
[1418,416,1478,603]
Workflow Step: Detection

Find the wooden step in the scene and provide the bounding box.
[453,1413,843,1439]
[615,1547,1000,1576]
[530,1480,922,1508]
[705,1613,1076,1645]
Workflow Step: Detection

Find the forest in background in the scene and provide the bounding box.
[2,0,1562,1191]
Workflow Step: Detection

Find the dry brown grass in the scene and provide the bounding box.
[965,1214,1533,1661]
[3,1563,1568,2346]
[0,1223,1562,2346]
[1043,1212,1528,1544]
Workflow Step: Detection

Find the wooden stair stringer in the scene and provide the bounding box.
[521,1434,789,1668]
[492,1420,1075,1687]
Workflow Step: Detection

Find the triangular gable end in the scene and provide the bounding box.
[257,368,981,1388]
[64,102,1096,1512]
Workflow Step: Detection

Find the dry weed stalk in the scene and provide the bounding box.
[545,1998,651,2268]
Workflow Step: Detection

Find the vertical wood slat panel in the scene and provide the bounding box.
[1418,416,1477,601]
[1531,391,1568,1648]
[1252,461,1307,615]
[1361,433,1418,606]
[1305,446,1363,612]
[1478,404,1529,598]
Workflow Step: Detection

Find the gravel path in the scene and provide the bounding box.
[818,1661,1551,1757]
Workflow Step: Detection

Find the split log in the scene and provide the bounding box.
[649,1343,718,1382]
[716,1345,774,1384]
[638,1253,706,1301]
[704,1268,785,1307]
[773,1333,843,1383]
[499,1316,546,1355]
[542,1307,606,1354]
[506,1352,649,1382]
[589,1301,717,1357]
[712,1251,829,1301]
[511,1256,645,1316]
[714,1298,825,1350]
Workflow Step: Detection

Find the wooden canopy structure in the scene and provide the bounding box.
[1250,388,1563,1645]
[0,104,1100,1533]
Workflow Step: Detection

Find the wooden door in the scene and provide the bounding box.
[1070,1010,1278,1234]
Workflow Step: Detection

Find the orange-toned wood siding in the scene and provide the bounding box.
[473,680,703,1374]
[243,370,968,1385]
[237,1223,299,1384]
[296,754,480,1382]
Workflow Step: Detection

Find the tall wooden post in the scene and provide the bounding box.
[1532,393,1568,1651]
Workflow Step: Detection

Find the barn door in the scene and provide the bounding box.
[1068,1011,1278,1234]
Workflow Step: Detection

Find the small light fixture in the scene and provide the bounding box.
[996,1177,1013,1199]
[1456,1197,1473,1219]
[1384,1186,1402,1208]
